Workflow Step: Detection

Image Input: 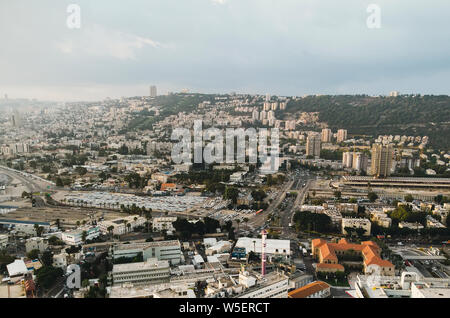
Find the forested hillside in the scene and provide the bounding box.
[286,95,450,149]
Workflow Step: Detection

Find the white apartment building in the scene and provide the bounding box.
[152,216,177,232]
[98,216,146,236]
[0,234,8,248]
[109,258,170,286]
[25,237,48,253]
[337,129,347,143]
[110,240,182,265]
[341,218,371,236]
[61,226,101,246]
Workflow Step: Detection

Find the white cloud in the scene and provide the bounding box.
[211,0,227,5]
[56,24,169,60]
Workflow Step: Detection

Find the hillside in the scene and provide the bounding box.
[285,95,450,149]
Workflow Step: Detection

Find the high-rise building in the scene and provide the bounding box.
[337,129,347,143]
[306,135,321,158]
[271,102,278,111]
[321,129,332,143]
[342,152,353,168]
[371,144,393,177]
[263,102,271,111]
[267,110,275,120]
[352,152,368,172]
[389,91,399,97]
[266,93,271,102]
[279,102,287,110]
[150,85,157,97]
[252,109,259,121]
[259,110,267,121]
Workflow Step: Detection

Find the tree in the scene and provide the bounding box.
[27,249,40,260]
[41,250,54,267]
[334,191,342,200]
[56,177,64,187]
[35,266,63,290]
[404,194,414,202]
[81,231,87,243]
[224,186,239,204]
[107,225,115,238]
[144,209,152,233]
[75,166,87,176]
[236,219,241,232]
[368,192,378,202]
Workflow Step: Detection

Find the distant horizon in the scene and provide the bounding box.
[1,90,450,104]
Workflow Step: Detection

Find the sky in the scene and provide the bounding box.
[0,0,449,101]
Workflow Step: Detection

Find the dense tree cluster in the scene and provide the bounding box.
[293,211,334,233]
[286,95,450,149]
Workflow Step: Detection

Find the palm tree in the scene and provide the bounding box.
[144,209,152,233]
[236,219,241,232]
[126,223,132,233]
[107,225,114,239]
[243,217,249,229]
[81,231,87,243]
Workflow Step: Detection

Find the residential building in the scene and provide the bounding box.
[152,216,177,232]
[0,234,8,249]
[306,135,321,158]
[25,237,48,253]
[61,226,101,246]
[321,129,332,143]
[337,129,347,143]
[342,218,372,236]
[98,216,146,236]
[371,144,394,177]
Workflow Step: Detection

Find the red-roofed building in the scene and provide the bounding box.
[312,239,394,276]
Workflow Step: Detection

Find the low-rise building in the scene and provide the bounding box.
[110,240,182,265]
[288,281,331,298]
[98,216,146,236]
[152,216,177,232]
[0,234,8,248]
[109,258,170,286]
[341,218,371,236]
[61,226,101,246]
[312,238,394,276]
[25,237,48,253]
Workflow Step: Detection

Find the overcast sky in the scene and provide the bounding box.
[1,0,449,101]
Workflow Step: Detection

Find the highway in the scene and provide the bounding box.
[0,166,53,194]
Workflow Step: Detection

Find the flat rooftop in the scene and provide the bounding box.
[112,240,181,251]
[112,259,169,273]
[235,237,291,255]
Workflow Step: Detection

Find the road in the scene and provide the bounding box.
[279,172,315,239]
[246,178,295,230]
[0,166,52,194]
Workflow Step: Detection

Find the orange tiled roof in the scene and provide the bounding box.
[161,183,176,191]
[320,244,337,261]
[316,263,345,271]
[288,281,330,298]
[314,239,393,269]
